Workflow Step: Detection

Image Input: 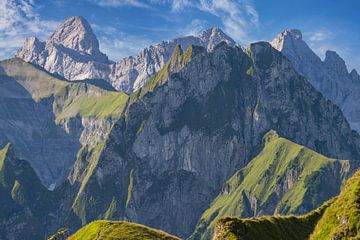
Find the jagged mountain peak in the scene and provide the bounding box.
[324,50,348,74]
[271,29,308,53]
[350,69,360,81]
[198,27,235,51]
[283,29,303,40]
[47,16,100,55]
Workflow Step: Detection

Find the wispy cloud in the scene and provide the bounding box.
[0,0,59,59]
[92,24,154,61]
[305,29,359,71]
[198,0,258,43]
[89,0,151,8]
[180,19,207,36]
[93,0,259,44]
[165,0,259,44]
[307,29,333,43]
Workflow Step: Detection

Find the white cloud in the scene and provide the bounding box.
[180,19,207,36]
[90,0,151,8]
[198,0,258,43]
[305,29,359,71]
[0,0,59,60]
[91,24,153,61]
[307,29,333,43]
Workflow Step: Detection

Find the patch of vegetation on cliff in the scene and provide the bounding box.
[55,88,128,123]
[68,220,180,240]
[0,143,10,187]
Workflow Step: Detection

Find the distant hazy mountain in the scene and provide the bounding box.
[271,29,360,132]
[16,16,235,93]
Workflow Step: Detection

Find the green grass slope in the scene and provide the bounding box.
[213,199,334,240]
[212,169,360,240]
[310,170,360,240]
[0,58,129,122]
[68,220,180,240]
[191,130,351,239]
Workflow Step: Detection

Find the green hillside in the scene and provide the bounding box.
[0,58,129,122]
[191,130,351,239]
[212,169,360,240]
[213,199,333,240]
[67,220,180,240]
[310,170,360,239]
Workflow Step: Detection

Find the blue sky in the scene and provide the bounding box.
[1,0,359,71]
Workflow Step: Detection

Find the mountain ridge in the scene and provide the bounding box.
[271,29,360,133]
[16,16,235,93]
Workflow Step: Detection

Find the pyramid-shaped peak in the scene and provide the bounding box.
[199,27,235,51]
[47,16,100,55]
[285,29,302,40]
[274,29,303,41]
[324,50,348,74]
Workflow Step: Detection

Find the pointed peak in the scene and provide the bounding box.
[47,16,104,58]
[199,27,236,51]
[324,50,348,74]
[271,29,303,51]
[283,29,303,40]
[325,50,342,61]
[350,69,360,82]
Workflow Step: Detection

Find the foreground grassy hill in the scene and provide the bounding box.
[67,220,180,240]
[212,169,360,240]
[310,169,360,239]
[191,130,352,239]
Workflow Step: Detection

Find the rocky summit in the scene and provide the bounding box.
[1,12,360,240]
[271,29,360,133]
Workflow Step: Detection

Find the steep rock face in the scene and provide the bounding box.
[0,144,55,240]
[69,43,360,238]
[0,58,128,188]
[16,16,235,93]
[271,29,360,132]
[190,130,353,240]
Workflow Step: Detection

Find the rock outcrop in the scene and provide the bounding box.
[271,29,360,132]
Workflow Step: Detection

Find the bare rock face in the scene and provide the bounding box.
[69,43,360,238]
[16,16,112,81]
[16,16,235,93]
[271,29,360,133]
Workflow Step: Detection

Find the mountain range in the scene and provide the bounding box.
[0,16,359,239]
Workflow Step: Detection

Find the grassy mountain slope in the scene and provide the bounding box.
[212,169,360,240]
[68,220,180,240]
[0,58,129,122]
[310,170,360,239]
[213,199,333,240]
[191,130,352,239]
